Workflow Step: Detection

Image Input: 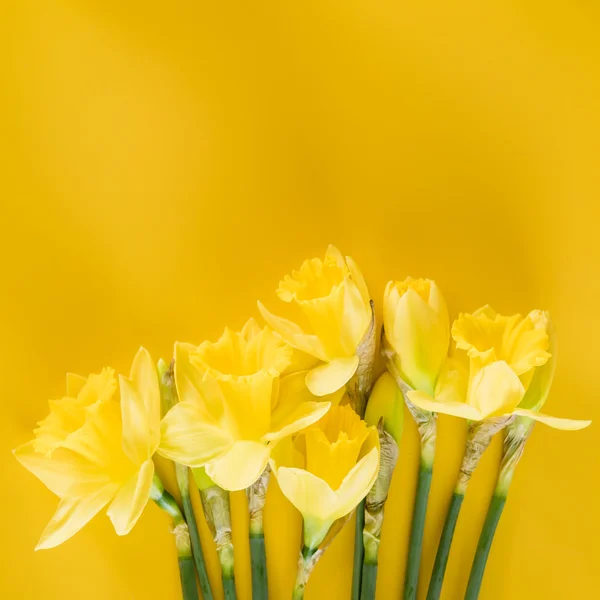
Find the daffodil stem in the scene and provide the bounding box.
[360,561,378,600]
[403,460,433,600]
[464,494,506,600]
[247,468,270,599]
[464,422,529,600]
[150,475,199,600]
[223,576,237,600]
[292,545,322,600]
[352,499,366,600]
[176,464,214,600]
[426,492,464,600]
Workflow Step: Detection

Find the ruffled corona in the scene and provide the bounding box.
[158,319,334,491]
[258,245,372,397]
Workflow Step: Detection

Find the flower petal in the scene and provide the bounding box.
[305,356,359,396]
[35,483,119,550]
[333,446,380,520]
[257,301,328,361]
[264,401,331,442]
[408,390,482,420]
[513,409,592,431]
[205,441,270,491]
[158,401,233,467]
[107,459,154,535]
[345,255,370,306]
[469,361,525,418]
[66,373,87,397]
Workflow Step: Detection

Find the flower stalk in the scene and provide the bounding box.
[247,466,271,600]
[196,473,237,600]
[360,423,399,600]
[150,475,199,600]
[350,302,377,600]
[464,416,533,600]
[426,416,512,600]
[158,359,214,600]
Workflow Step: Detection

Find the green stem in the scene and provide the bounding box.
[250,534,268,599]
[426,492,464,600]
[292,546,319,600]
[179,556,200,600]
[403,462,433,600]
[177,465,213,600]
[464,494,506,600]
[150,475,199,600]
[360,562,378,600]
[223,576,237,600]
[352,498,366,600]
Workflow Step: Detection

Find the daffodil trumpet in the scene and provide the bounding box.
[158,359,213,600]
[360,373,404,600]
[194,468,237,600]
[270,405,380,599]
[150,474,199,600]
[247,466,271,600]
[382,277,450,600]
[464,316,591,600]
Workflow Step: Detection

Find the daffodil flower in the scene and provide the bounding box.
[414,307,591,600]
[14,348,160,549]
[270,405,379,600]
[258,245,374,401]
[158,319,333,491]
[408,307,590,430]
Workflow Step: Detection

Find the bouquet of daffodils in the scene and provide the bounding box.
[14,246,591,600]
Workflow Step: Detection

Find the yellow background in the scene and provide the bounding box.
[1,1,599,598]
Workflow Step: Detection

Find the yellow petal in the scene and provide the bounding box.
[390,286,449,396]
[35,483,119,550]
[340,279,371,354]
[205,441,270,491]
[274,466,338,522]
[513,408,592,431]
[264,401,331,443]
[107,459,154,535]
[305,356,359,396]
[364,372,404,444]
[469,361,525,418]
[257,301,328,361]
[13,441,100,497]
[333,446,380,519]
[345,255,370,306]
[158,400,233,467]
[435,357,468,404]
[119,348,161,464]
[408,390,482,420]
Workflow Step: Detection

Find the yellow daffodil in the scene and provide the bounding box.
[13,348,160,549]
[158,319,333,491]
[383,277,450,396]
[408,307,591,430]
[258,245,373,398]
[270,404,380,549]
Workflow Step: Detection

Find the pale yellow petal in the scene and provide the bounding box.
[435,357,468,404]
[305,356,359,396]
[333,446,379,520]
[513,409,592,431]
[391,288,449,395]
[107,459,154,535]
[469,361,525,418]
[325,244,346,268]
[158,401,233,467]
[257,301,328,361]
[205,441,271,491]
[274,466,338,522]
[340,278,371,354]
[35,483,119,550]
[408,390,482,420]
[364,372,404,444]
[264,401,331,442]
[129,347,161,448]
[345,255,370,306]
